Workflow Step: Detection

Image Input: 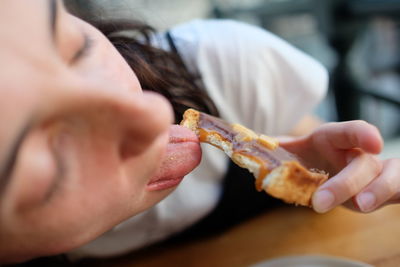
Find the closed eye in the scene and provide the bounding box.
[71,33,94,64]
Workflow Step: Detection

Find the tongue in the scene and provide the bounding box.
[148,125,201,185]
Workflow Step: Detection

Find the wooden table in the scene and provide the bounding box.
[84,205,400,267]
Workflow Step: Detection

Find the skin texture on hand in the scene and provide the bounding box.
[280,120,400,213]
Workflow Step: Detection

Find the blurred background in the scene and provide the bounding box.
[68,0,400,157]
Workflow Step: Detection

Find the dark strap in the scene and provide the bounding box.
[165,31,196,80]
[166,31,179,55]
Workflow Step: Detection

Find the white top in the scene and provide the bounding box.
[68,19,328,259]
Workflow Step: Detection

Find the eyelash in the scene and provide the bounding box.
[71,33,94,63]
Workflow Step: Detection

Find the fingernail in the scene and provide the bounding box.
[357,192,376,212]
[313,190,335,213]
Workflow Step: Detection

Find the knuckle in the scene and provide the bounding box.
[340,177,359,196]
[317,121,338,132]
[353,120,369,127]
[362,154,381,175]
[346,120,366,129]
[352,120,378,134]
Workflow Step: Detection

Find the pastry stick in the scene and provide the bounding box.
[180,108,328,207]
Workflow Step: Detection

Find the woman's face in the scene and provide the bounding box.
[0,0,201,262]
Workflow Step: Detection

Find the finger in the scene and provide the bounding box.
[313,121,383,154]
[312,151,382,213]
[354,158,400,212]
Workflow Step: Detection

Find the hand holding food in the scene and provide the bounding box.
[278,121,386,213]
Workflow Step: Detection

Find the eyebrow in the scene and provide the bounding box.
[49,0,58,41]
[0,124,32,193]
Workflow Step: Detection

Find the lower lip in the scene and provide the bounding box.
[146,177,184,191]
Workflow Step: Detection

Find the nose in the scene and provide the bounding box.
[40,78,174,159]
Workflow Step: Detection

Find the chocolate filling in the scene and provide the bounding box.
[198,112,298,173]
